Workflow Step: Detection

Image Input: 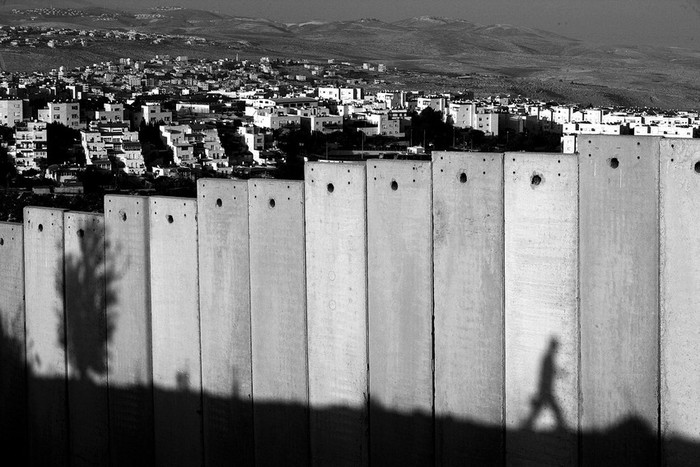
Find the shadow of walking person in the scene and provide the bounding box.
[523,337,566,430]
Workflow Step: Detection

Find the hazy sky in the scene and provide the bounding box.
[73,0,700,48]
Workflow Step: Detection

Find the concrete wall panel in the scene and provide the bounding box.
[149,197,202,467]
[0,222,26,454]
[660,139,700,465]
[249,180,309,466]
[367,160,433,466]
[64,212,109,467]
[504,154,579,465]
[197,179,254,466]
[104,195,154,465]
[433,152,504,465]
[579,136,659,464]
[305,162,368,466]
[24,207,67,466]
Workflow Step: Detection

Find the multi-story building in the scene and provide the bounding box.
[10,121,47,172]
[82,121,145,174]
[94,102,125,123]
[38,101,81,129]
[141,103,172,125]
[0,99,24,127]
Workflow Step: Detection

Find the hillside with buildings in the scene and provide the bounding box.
[0,6,698,108]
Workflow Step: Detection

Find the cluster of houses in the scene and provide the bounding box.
[0,54,698,182]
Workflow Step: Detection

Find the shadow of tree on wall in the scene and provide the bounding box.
[1,239,699,465]
[0,309,27,456]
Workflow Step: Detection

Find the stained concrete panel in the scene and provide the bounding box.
[104,195,154,465]
[0,222,26,454]
[249,180,309,466]
[504,154,579,465]
[660,139,700,465]
[24,207,68,466]
[432,152,504,464]
[366,160,433,466]
[148,197,202,467]
[64,212,109,467]
[197,179,253,466]
[305,162,368,466]
[579,136,659,465]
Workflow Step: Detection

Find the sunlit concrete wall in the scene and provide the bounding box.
[0,135,699,466]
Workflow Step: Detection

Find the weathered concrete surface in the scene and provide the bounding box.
[63,212,109,467]
[248,180,309,466]
[0,222,26,454]
[660,139,700,466]
[504,154,579,466]
[305,162,368,466]
[24,207,68,466]
[197,179,254,466]
[367,160,433,466]
[104,195,154,465]
[432,152,504,465]
[579,135,659,465]
[148,197,202,467]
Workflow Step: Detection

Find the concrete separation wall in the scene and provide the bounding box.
[64,212,109,467]
[579,135,660,464]
[197,179,254,466]
[24,207,68,466]
[0,222,25,454]
[660,139,700,466]
[104,195,154,465]
[505,153,579,465]
[367,160,434,466]
[432,152,504,465]
[249,180,309,466]
[305,162,368,466]
[149,197,202,467]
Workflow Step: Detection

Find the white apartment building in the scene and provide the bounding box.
[141,103,172,124]
[366,113,403,137]
[562,122,625,135]
[82,122,144,174]
[633,125,694,138]
[38,101,81,129]
[415,96,446,113]
[448,102,477,129]
[475,112,505,136]
[238,125,266,164]
[94,102,125,123]
[0,99,23,127]
[10,121,47,172]
[300,115,343,134]
[253,109,302,130]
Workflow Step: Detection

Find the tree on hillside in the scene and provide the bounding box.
[47,122,81,165]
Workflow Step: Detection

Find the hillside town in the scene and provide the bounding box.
[0,53,698,198]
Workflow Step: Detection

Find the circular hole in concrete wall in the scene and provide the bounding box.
[610,158,619,169]
[695,162,700,174]
[38,224,43,232]
[391,180,398,191]
[269,198,276,208]
[327,183,334,193]
[166,215,174,224]
[121,212,127,222]
[531,174,542,186]
[0,238,4,246]
[459,172,467,183]
[216,198,222,207]
[77,229,84,238]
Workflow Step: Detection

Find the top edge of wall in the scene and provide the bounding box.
[197,177,248,187]
[148,195,197,203]
[0,220,22,227]
[105,194,149,201]
[23,206,68,213]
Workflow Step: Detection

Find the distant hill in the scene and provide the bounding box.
[0,7,698,109]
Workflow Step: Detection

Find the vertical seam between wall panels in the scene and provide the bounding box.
[61,213,70,466]
[656,142,662,466]
[146,199,156,465]
[246,182,256,467]
[302,181,311,464]
[501,153,506,464]
[576,152,582,467]
[101,218,112,465]
[364,164,371,467]
[195,200,205,467]
[21,222,29,453]
[430,160,436,466]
